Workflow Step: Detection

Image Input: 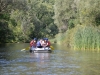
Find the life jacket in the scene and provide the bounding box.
[30,40,36,47]
[36,41,41,46]
[47,41,51,47]
[44,41,51,47]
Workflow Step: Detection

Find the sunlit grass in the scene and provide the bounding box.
[54,25,100,51]
[73,26,100,51]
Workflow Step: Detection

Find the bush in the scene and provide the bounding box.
[72,26,100,51]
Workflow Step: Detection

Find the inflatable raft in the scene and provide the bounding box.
[30,47,52,53]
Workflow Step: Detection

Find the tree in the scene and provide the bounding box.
[54,0,77,32]
[0,0,57,43]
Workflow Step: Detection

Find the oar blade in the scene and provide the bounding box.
[21,47,30,51]
[50,46,54,50]
[21,48,25,51]
[25,47,30,50]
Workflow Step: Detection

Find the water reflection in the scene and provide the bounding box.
[30,53,50,64]
[0,43,100,75]
[28,53,52,75]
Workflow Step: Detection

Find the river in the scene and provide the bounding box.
[0,43,100,75]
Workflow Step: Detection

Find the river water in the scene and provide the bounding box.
[0,43,100,75]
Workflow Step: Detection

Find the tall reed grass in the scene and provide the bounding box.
[73,26,100,51]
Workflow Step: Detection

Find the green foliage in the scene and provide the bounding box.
[10,19,17,27]
[0,0,58,43]
[68,19,75,29]
[54,0,100,32]
[76,0,100,26]
[95,15,100,26]
[0,13,10,21]
[25,0,58,39]
[54,0,77,32]
[73,26,100,51]
[53,0,100,51]
[0,21,13,43]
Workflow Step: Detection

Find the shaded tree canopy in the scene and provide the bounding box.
[0,0,58,43]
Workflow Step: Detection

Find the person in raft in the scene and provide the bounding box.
[36,39,44,48]
[30,38,37,48]
[42,38,51,47]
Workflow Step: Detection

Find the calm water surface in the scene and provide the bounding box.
[0,43,100,75]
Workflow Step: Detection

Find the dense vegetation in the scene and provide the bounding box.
[54,0,100,50]
[0,0,100,50]
[0,0,58,43]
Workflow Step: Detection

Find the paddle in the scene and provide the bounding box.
[50,46,54,50]
[21,47,30,51]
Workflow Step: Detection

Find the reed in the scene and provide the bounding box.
[73,26,100,51]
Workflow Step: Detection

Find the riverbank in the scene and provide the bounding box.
[52,25,100,51]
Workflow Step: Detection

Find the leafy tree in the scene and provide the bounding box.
[54,0,77,32]
[0,0,58,43]
[27,0,58,38]
[54,0,100,33]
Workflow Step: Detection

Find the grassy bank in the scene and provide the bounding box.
[54,25,100,51]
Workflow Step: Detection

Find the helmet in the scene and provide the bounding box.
[45,38,48,41]
[33,38,37,41]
